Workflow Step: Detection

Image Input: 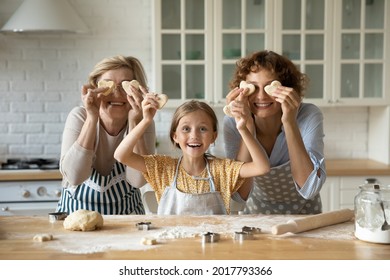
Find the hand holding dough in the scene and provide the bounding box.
[223,81,255,117]
[122,80,168,109]
[97,80,115,96]
[264,80,282,96]
[63,209,103,231]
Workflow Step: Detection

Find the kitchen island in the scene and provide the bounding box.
[0,214,389,260]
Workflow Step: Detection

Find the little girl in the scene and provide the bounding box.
[114,94,270,215]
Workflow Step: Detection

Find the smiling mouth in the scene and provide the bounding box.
[254,102,273,108]
[187,143,202,148]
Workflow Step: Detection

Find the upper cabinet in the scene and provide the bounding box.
[153,0,390,108]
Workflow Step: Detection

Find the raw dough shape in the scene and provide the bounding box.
[239,81,255,96]
[141,237,157,245]
[122,80,140,96]
[33,234,53,242]
[122,80,168,109]
[155,93,168,109]
[97,80,115,96]
[63,209,104,232]
[223,101,234,117]
[264,80,282,96]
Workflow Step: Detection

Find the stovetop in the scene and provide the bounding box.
[0,158,59,170]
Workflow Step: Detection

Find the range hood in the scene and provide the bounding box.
[1,0,89,33]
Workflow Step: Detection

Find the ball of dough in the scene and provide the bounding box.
[63,209,104,231]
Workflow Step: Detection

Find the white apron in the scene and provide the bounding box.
[157,157,227,215]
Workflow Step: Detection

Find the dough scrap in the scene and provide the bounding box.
[141,237,157,245]
[33,234,53,242]
[264,80,281,95]
[63,209,104,232]
[97,80,115,96]
[239,81,255,96]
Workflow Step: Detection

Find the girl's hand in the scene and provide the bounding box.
[141,93,159,122]
[271,86,301,124]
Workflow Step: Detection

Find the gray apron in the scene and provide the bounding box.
[244,161,322,214]
[157,156,227,215]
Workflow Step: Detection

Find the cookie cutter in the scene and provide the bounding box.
[242,226,261,234]
[234,231,254,242]
[136,222,152,231]
[48,212,67,223]
[202,232,220,243]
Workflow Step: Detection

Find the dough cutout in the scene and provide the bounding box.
[264,80,282,95]
[97,80,115,96]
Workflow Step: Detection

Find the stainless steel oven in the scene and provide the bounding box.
[0,158,61,216]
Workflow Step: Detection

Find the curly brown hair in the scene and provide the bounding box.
[230,50,308,98]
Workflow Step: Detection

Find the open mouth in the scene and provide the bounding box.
[187,143,202,148]
[108,101,126,106]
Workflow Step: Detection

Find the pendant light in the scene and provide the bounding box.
[0,0,89,33]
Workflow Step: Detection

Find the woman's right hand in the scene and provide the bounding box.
[81,84,106,119]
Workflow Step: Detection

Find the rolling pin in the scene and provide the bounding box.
[271,208,354,235]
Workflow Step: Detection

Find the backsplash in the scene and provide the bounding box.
[0,0,368,161]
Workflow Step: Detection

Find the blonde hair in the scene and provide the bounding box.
[169,100,218,149]
[88,55,148,89]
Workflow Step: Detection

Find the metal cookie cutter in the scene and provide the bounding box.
[234,231,254,242]
[202,232,220,243]
[136,222,152,231]
[242,226,261,234]
[48,212,67,223]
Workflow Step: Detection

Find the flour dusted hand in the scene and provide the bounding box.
[63,209,104,231]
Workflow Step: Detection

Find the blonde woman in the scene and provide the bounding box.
[57,55,155,214]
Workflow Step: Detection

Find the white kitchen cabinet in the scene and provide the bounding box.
[273,0,390,106]
[153,0,272,107]
[320,175,390,212]
[153,0,390,108]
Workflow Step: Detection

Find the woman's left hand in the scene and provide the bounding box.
[272,86,301,124]
[126,85,146,123]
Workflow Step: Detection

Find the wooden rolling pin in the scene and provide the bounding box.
[271,208,354,235]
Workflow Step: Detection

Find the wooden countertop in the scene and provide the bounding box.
[0,169,62,181]
[0,159,388,181]
[325,159,390,176]
[1,214,389,260]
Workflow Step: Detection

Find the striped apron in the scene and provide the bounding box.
[56,161,144,215]
[244,161,322,214]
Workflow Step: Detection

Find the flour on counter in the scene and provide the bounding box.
[10,215,355,254]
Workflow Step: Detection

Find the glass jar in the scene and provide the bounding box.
[354,183,390,244]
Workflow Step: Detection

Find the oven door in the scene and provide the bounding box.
[0,201,58,216]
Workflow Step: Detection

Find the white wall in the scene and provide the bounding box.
[0,0,369,161]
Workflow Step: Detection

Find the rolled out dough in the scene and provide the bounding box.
[63,209,104,231]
